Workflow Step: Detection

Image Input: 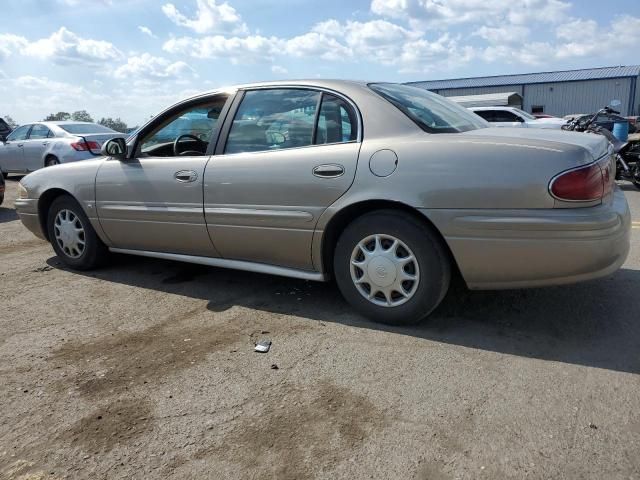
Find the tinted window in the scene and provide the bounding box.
[140,96,228,156]
[6,125,30,141]
[225,89,320,154]
[369,83,487,133]
[315,94,357,144]
[492,110,521,123]
[29,124,52,139]
[473,110,494,122]
[59,124,116,134]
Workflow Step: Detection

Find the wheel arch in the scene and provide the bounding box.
[37,188,73,241]
[318,199,462,281]
[44,153,59,168]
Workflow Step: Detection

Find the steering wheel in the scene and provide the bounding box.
[173,134,207,156]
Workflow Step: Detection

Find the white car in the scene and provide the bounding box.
[470,107,567,129]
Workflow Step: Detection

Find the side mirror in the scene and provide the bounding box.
[101,137,127,159]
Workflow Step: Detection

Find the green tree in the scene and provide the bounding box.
[98,117,128,133]
[71,110,94,122]
[2,115,18,128]
[44,112,71,121]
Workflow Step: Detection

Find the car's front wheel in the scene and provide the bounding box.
[47,195,108,270]
[334,210,451,326]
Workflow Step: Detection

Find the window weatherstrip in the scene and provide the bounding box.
[311,92,324,145]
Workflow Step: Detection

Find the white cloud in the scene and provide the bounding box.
[15,27,122,65]
[271,65,288,74]
[162,0,248,35]
[138,26,158,38]
[474,25,531,45]
[113,53,195,81]
[163,34,281,63]
[0,34,28,61]
[371,0,570,27]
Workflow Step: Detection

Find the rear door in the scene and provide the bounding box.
[95,93,232,256]
[0,124,31,173]
[22,124,53,171]
[204,87,361,270]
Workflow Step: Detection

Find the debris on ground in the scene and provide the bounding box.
[589,423,598,429]
[254,340,272,353]
[270,364,279,370]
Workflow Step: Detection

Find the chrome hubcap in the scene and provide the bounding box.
[54,209,85,259]
[350,234,420,307]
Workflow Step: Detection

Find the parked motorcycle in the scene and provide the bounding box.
[562,100,640,190]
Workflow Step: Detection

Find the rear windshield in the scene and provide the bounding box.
[59,123,116,134]
[369,83,488,133]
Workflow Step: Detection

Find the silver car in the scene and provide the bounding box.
[0,121,122,177]
[15,81,631,325]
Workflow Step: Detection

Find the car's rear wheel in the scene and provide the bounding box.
[45,156,59,167]
[47,195,108,270]
[333,210,451,326]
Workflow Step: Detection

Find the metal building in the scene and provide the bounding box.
[407,65,640,117]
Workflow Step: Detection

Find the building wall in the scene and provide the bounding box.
[429,78,636,116]
[435,85,524,97]
[523,78,633,117]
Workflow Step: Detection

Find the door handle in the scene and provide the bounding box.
[174,170,198,183]
[17,143,23,147]
[313,164,345,178]
[42,142,49,146]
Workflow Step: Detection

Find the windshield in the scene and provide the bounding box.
[512,108,536,120]
[59,123,116,134]
[369,83,488,133]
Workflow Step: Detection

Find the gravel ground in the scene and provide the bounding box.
[1,177,639,480]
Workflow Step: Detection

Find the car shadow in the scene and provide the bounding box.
[0,207,18,223]
[46,254,640,375]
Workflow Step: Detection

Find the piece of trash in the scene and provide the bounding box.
[270,364,279,370]
[254,340,272,353]
[589,422,598,429]
[32,265,53,272]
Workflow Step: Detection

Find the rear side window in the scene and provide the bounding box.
[6,125,30,141]
[59,123,116,134]
[29,124,52,139]
[225,89,320,154]
[315,94,357,144]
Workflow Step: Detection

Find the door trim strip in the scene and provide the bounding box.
[109,248,328,282]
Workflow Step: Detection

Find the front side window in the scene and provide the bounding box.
[370,83,487,133]
[225,89,320,154]
[493,110,522,123]
[7,125,30,141]
[139,95,228,157]
[473,110,495,122]
[29,124,52,139]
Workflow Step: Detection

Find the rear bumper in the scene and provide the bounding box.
[15,198,46,240]
[421,188,631,289]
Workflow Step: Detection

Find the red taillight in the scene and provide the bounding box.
[70,140,100,151]
[550,157,614,202]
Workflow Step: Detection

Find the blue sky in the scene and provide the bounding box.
[1,0,638,125]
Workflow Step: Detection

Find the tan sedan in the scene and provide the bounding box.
[15,81,631,325]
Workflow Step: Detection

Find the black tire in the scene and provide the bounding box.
[45,156,59,167]
[333,210,451,326]
[47,195,108,270]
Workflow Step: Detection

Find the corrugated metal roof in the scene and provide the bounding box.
[447,92,522,107]
[407,65,640,90]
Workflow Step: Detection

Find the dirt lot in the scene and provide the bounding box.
[1,177,640,479]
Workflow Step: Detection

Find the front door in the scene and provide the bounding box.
[1,124,30,173]
[95,94,231,256]
[204,88,361,270]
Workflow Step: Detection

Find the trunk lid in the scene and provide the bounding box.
[464,127,609,161]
